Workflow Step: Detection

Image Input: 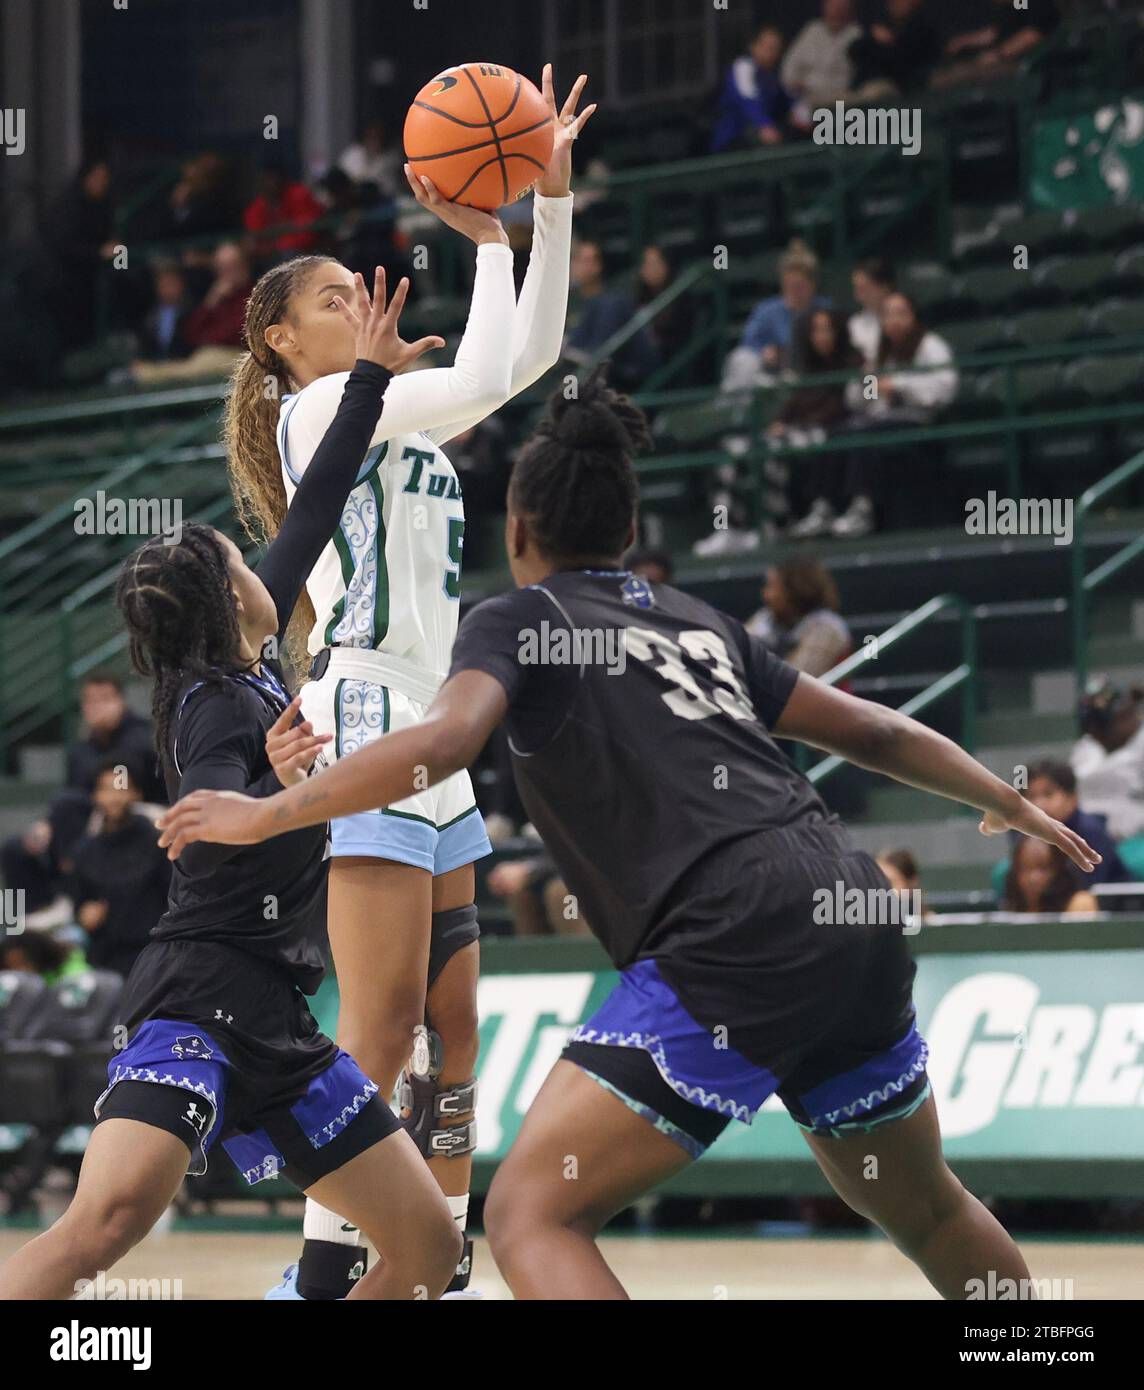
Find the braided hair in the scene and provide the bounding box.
[115,523,245,774]
[508,367,651,562]
[223,253,334,668]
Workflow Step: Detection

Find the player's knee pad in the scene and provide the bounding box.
[398,1023,477,1160]
[427,903,479,991]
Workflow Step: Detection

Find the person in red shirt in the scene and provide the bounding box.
[129,241,252,384]
[243,162,324,257]
[183,242,253,348]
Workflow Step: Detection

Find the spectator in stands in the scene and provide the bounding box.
[130,242,252,384]
[876,846,930,921]
[849,257,896,368]
[564,237,659,391]
[700,242,834,554]
[635,245,695,369]
[0,674,161,924]
[1021,758,1127,888]
[0,928,87,983]
[834,290,958,537]
[722,239,830,391]
[0,793,92,925]
[135,261,193,364]
[745,556,852,677]
[44,156,118,351]
[866,291,958,416]
[316,166,413,287]
[1001,839,1099,916]
[160,152,240,251]
[67,673,162,803]
[338,119,402,199]
[775,308,864,538]
[627,548,675,584]
[243,160,324,258]
[72,761,171,978]
[184,241,253,348]
[848,0,942,99]
[1071,678,1144,841]
[711,25,792,153]
[487,856,590,938]
[937,0,1061,88]
[783,0,863,130]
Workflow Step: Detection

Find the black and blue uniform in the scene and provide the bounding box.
[447,569,930,1156]
[95,362,404,1187]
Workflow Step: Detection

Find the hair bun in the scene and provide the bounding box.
[556,401,631,456]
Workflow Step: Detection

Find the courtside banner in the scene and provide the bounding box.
[466,952,1144,1167]
[308,924,1144,1194]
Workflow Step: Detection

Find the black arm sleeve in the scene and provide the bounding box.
[172,690,287,878]
[725,617,801,729]
[257,360,393,645]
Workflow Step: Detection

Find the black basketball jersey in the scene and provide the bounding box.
[448,569,848,971]
[153,662,329,993]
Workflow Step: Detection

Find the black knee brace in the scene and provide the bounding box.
[426,903,479,989]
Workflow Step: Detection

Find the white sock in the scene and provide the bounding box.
[448,1193,469,1231]
[303,1197,361,1246]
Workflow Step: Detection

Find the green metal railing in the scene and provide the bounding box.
[796,594,978,787]
[1071,449,1144,693]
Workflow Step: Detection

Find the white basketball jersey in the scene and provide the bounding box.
[279,403,464,680]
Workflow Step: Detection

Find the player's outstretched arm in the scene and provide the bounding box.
[774,673,1101,875]
[423,65,594,447]
[157,671,507,857]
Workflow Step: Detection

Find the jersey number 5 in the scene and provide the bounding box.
[625,628,754,722]
[443,518,465,600]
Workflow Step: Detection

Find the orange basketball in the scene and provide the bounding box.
[404,62,554,211]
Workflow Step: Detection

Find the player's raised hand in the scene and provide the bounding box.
[404,163,509,246]
[332,267,445,374]
[534,64,596,198]
[157,789,269,860]
[265,695,331,787]
[979,800,1102,876]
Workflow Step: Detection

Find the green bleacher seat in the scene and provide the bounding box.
[1081,204,1144,252]
[1113,245,1144,296]
[1010,305,1090,349]
[959,210,1088,268]
[956,266,1043,317]
[1090,298,1144,337]
[946,367,1010,419]
[901,264,962,321]
[1032,253,1119,303]
[654,396,750,449]
[581,199,634,260]
[1014,362,1069,409]
[1065,353,1144,403]
[714,184,780,257]
[942,317,1013,356]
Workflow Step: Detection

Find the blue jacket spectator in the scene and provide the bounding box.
[711,26,792,153]
[1023,758,1128,889]
[722,239,830,391]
